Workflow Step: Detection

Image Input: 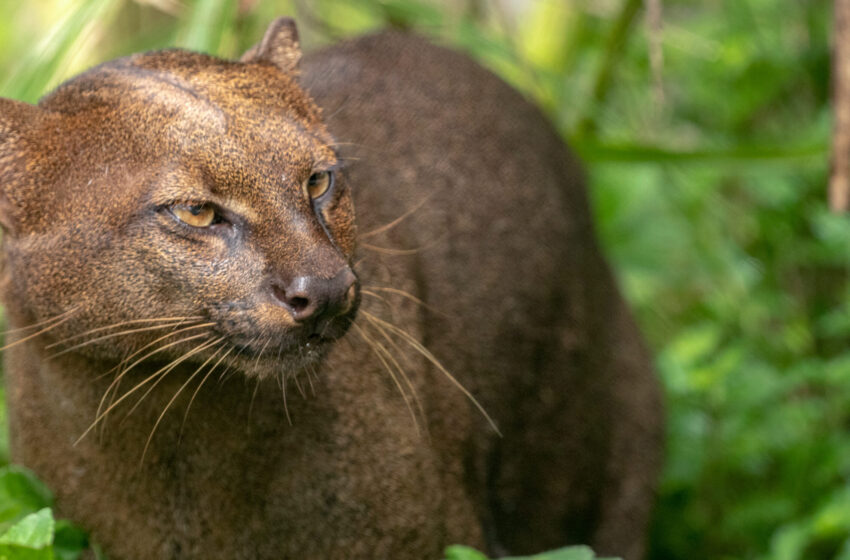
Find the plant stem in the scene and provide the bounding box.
[574,0,642,140]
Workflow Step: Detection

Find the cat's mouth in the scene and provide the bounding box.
[207,293,360,378]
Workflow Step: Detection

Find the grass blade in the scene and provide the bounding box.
[0,0,122,102]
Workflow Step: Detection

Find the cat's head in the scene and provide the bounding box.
[0,18,360,378]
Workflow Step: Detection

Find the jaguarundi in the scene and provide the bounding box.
[0,17,662,560]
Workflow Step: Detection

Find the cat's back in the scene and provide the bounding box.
[301,31,599,347]
[304,32,662,557]
[301,31,591,242]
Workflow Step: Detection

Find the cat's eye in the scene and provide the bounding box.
[304,170,333,200]
[171,203,219,228]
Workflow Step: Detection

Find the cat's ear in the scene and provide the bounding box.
[241,17,302,74]
[0,98,42,235]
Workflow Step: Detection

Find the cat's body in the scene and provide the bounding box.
[1,21,662,560]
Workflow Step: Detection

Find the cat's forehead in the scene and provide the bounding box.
[41,49,331,152]
[44,50,318,116]
[21,50,340,218]
[39,50,336,190]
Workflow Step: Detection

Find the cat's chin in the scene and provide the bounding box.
[227,338,334,380]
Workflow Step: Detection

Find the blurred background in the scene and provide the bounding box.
[0,0,837,558]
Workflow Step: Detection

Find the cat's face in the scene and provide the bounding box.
[0,46,359,378]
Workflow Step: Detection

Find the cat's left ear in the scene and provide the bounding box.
[241,17,302,74]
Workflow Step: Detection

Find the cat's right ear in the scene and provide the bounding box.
[0,98,42,235]
[240,17,302,74]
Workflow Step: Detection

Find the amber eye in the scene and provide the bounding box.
[304,171,332,200]
[171,204,218,228]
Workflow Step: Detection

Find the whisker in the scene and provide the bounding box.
[358,243,425,256]
[248,376,262,424]
[359,289,393,310]
[246,334,262,424]
[360,310,501,436]
[46,316,202,350]
[181,344,235,434]
[0,310,79,352]
[327,140,365,149]
[0,306,79,337]
[361,286,450,319]
[217,342,251,385]
[293,373,306,398]
[359,195,431,239]
[359,234,446,258]
[76,332,212,445]
[122,336,220,422]
[252,334,273,371]
[306,363,317,396]
[293,347,308,399]
[140,338,226,463]
[217,363,238,385]
[95,323,217,421]
[275,345,292,425]
[47,319,200,357]
[91,323,215,384]
[281,369,292,426]
[276,340,285,369]
[352,321,421,436]
[366,319,427,432]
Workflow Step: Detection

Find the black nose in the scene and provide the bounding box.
[270,267,357,323]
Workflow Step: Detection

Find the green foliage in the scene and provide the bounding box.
[0,0,119,102]
[445,544,619,560]
[0,382,7,467]
[0,1,839,559]
[2,509,54,550]
[0,468,88,560]
[177,0,238,53]
[0,467,53,534]
[0,509,55,560]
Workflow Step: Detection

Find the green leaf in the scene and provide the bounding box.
[444,545,620,560]
[177,0,238,54]
[0,544,54,560]
[506,545,621,560]
[0,382,8,467]
[0,467,53,532]
[0,469,87,559]
[444,545,489,560]
[0,509,54,549]
[52,521,88,560]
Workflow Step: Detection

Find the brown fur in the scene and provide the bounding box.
[0,19,662,559]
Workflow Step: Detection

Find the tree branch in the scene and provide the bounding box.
[830,0,850,211]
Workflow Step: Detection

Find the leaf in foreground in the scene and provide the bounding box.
[0,467,53,532]
[0,507,55,560]
[444,544,621,560]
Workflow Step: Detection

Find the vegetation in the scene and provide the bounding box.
[444,544,618,560]
[0,466,92,560]
[0,0,838,558]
